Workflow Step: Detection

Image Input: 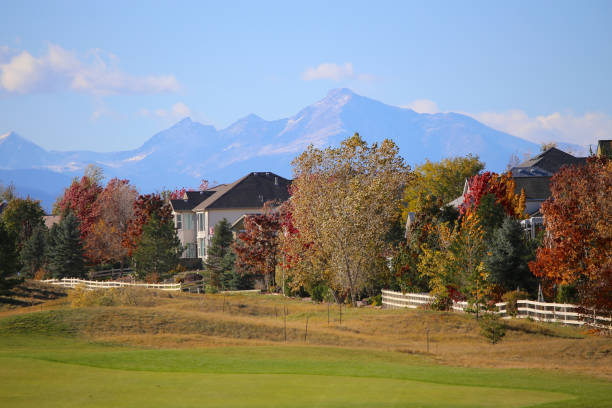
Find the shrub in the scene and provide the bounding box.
[373,293,382,306]
[479,313,506,344]
[205,284,219,294]
[310,282,328,302]
[502,290,529,316]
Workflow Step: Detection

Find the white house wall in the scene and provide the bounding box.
[196,207,263,259]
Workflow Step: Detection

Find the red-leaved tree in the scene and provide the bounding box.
[122,194,172,256]
[233,202,281,290]
[461,171,525,219]
[54,175,103,239]
[84,178,138,265]
[529,157,612,313]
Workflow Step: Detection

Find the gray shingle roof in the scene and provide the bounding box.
[515,147,585,174]
[192,172,291,212]
[170,190,213,211]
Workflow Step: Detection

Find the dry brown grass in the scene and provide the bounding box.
[4,283,612,379]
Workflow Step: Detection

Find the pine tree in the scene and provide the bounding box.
[0,220,20,295]
[132,213,182,280]
[47,213,85,279]
[20,225,48,277]
[486,217,537,294]
[205,219,235,290]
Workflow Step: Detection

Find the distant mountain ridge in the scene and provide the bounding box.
[1,88,548,211]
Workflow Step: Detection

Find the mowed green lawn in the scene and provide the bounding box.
[0,335,610,408]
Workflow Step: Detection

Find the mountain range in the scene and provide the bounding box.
[1,88,554,211]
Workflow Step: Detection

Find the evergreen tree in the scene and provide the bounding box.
[205,219,235,289]
[47,213,85,279]
[132,213,182,280]
[475,193,506,241]
[20,225,48,277]
[0,220,20,296]
[486,216,537,294]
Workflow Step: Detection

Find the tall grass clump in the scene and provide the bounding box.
[68,285,167,307]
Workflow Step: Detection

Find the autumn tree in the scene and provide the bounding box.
[460,171,525,220]
[287,133,411,304]
[530,157,612,313]
[0,197,45,251]
[403,155,484,218]
[132,213,182,280]
[123,194,172,256]
[84,178,137,265]
[0,182,17,202]
[54,168,103,239]
[233,202,281,290]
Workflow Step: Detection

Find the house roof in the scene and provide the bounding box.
[193,172,291,212]
[515,147,585,175]
[170,190,214,211]
[513,177,552,200]
[597,140,612,158]
[43,215,61,229]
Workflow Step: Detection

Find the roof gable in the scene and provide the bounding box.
[516,147,584,174]
[193,172,291,211]
[170,190,214,211]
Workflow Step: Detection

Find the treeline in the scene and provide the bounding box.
[0,165,183,288]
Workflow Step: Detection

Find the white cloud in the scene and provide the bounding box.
[140,102,193,120]
[470,109,612,147]
[301,62,371,81]
[402,99,439,114]
[0,44,180,95]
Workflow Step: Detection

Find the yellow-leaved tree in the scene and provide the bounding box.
[285,133,412,304]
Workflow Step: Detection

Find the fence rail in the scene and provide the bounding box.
[41,278,183,291]
[382,289,612,329]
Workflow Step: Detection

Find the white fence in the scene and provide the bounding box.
[42,278,183,291]
[382,289,612,329]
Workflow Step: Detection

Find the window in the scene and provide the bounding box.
[197,213,204,231]
[198,238,206,257]
[176,214,182,229]
[186,243,196,258]
[184,213,193,230]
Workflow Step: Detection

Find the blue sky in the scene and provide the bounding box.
[1,0,611,151]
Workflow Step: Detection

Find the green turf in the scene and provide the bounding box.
[0,334,610,407]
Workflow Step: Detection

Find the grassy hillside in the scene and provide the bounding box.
[0,285,611,407]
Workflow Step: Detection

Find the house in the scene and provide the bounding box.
[169,172,291,260]
[448,146,594,238]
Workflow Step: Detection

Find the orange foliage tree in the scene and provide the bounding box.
[84,178,138,265]
[460,171,525,219]
[529,157,612,313]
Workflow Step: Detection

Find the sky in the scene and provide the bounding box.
[1,0,611,152]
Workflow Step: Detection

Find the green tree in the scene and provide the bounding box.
[402,155,484,217]
[20,225,48,277]
[475,193,506,241]
[486,216,537,294]
[205,219,235,290]
[47,213,85,279]
[1,197,45,251]
[0,220,20,295]
[132,213,182,280]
